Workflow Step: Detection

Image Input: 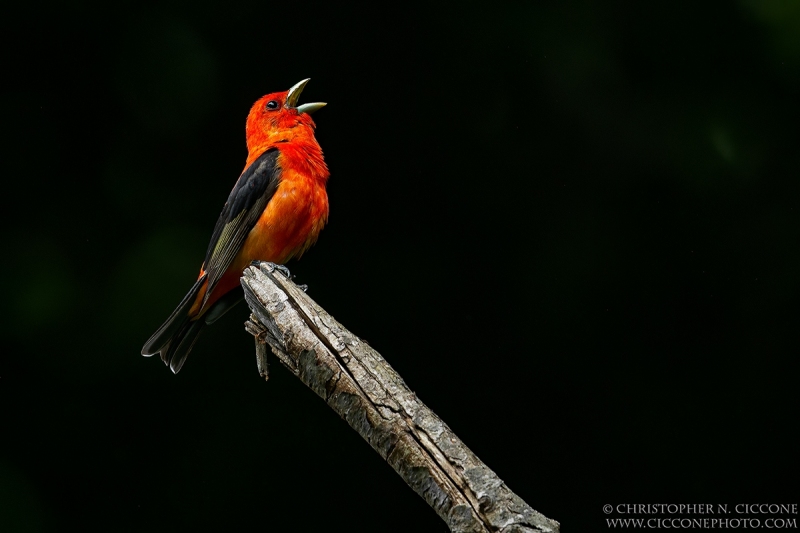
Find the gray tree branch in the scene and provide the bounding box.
[241,263,560,533]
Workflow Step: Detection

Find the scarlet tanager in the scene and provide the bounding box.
[141,79,329,373]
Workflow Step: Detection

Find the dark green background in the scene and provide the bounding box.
[2,0,799,531]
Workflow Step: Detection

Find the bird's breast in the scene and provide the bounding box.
[235,167,329,270]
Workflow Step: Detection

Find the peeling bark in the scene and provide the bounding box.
[241,263,560,533]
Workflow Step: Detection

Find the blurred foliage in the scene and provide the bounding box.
[1,0,798,531]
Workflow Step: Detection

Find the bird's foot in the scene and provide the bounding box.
[251,261,306,290]
[250,261,291,279]
[272,264,291,279]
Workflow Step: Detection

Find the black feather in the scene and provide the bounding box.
[203,286,244,325]
[202,149,281,303]
[141,274,207,356]
[140,148,281,373]
[163,319,206,374]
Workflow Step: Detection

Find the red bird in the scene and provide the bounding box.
[141,79,329,373]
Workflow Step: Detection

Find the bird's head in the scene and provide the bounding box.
[245,79,326,152]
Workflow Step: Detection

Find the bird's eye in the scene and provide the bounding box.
[266,100,279,110]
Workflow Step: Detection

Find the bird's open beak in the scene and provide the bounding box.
[286,78,326,115]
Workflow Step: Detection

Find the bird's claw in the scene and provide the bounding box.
[250,261,291,279]
[272,264,291,279]
[251,262,304,289]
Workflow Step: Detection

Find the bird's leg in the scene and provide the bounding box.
[273,264,292,279]
[250,261,291,279]
[250,261,306,290]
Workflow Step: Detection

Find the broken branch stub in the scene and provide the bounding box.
[241,263,559,533]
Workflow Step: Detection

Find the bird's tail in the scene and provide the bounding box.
[142,274,208,374]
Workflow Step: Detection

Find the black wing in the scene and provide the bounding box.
[141,273,207,357]
[201,148,281,303]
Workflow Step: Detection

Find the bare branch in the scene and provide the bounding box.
[241,263,560,533]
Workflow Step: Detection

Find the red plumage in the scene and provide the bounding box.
[142,79,329,373]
